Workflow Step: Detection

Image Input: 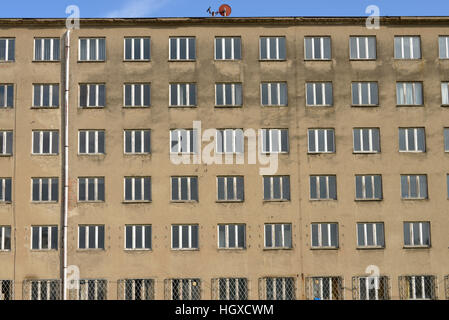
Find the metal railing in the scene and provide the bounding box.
[211,278,249,300]
[398,275,437,300]
[23,279,61,300]
[258,277,296,300]
[305,276,344,300]
[0,280,14,300]
[164,278,201,300]
[117,279,155,300]
[352,276,390,300]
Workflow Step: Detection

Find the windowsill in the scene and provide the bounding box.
[0,61,15,63]
[77,249,106,252]
[263,247,292,251]
[398,151,426,153]
[122,201,152,204]
[353,152,380,155]
[171,248,199,251]
[78,153,106,156]
[356,246,385,250]
[307,152,335,155]
[260,152,289,155]
[351,104,379,107]
[214,105,243,108]
[31,154,59,156]
[122,106,150,109]
[124,153,151,156]
[169,152,197,156]
[0,154,12,157]
[168,105,197,108]
[216,200,244,203]
[0,106,13,109]
[261,105,288,107]
[306,105,333,107]
[30,249,58,252]
[77,201,105,204]
[32,60,61,63]
[78,106,105,109]
[349,59,377,61]
[217,248,246,251]
[304,59,332,62]
[309,199,337,202]
[393,58,422,61]
[170,200,199,203]
[263,199,290,203]
[31,201,59,204]
[77,60,106,63]
[441,105,449,107]
[310,247,339,250]
[0,250,11,253]
[401,198,428,201]
[396,105,424,108]
[31,106,59,109]
[168,59,196,62]
[403,245,431,249]
[123,59,151,62]
[354,198,383,202]
[215,152,244,156]
[0,201,12,204]
[124,249,152,252]
[214,59,241,62]
[259,59,287,62]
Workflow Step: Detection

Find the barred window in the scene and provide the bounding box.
[31,226,58,250]
[28,280,60,300]
[260,36,286,60]
[306,82,333,106]
[357,223,385,248]
[166,278,201,300]
[170,129,197,153]
[79,279,107,300]
[399,128,425,152]
[217,176,244,202]
[0,178,12,202]
[215,37,241,60]
[394,36,421,59]
[169,37,195,60]
[262,277,295,300]
[308,129,335,153]
[263,176,290,201]
[215,278,248,300]
[32,178,58,202]
[0,280,13,300]
[79,38,106,61]
[124,84,150,107]
[401,175,427,199]
[216,129,244,154]
[124,130,150,154]
[261,129,289,153]
[0,226,11,251]
[0,38,14,62]
[355,276,389,300]
[32,131,59,155]
[78,130,105,154]
[350,36,376,59]
[33,84,59,108]
[400,275,436,300]
[171,225,199,250]
[78,177,105,202]
[0,84,14,108]
[355,175,382,200]
[124,37,150,61]
[311,223,338,248]
[124,177,151,202]
[0,131,13,155]
[310,175,337,200]
[169,83,196,107]
[396,82,423,105]
[441,82,449,105]
[34,38,60,61]
[261,82,287,106]
[353,128,380,153]
[171,176,198,201]
[264,223,292,249]
[218,224,245,249]
[120,279,154,300]
[125,225,151,250]
[445,128,449,152]
[304,37,331,60]
[78,225,105,249]
[79,84,105,107]
[309,277,343,300]
[404,222,430,247]
[215,83,242,106]
[439,36,449,59]
[352,82,378,105]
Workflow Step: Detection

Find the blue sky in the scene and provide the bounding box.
[0,0,447,18]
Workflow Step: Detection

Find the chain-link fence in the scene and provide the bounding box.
[23,279,61,300]
[0,280,14,300]
[352,276,390,300]
[117,279,155,300]
[164,278,201,300]
[305,276,343,300]
[211,278,248,300]
[398,275,437,300]
[258,277,296,300]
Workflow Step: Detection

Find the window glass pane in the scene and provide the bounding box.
[98,226,104,249]
[265,225,272,247]
[172,226,179,248]
[330,224,338,246]
[282,176,290,200]
[190,177,198,201]
[181,225,189,248]
[323,37,331,59]
[273,177,281,199]
[79,226,86,248]
[260,38,267,59]
[234,38,241,60]
[269,38,276,59]
[79,179,86,201]
[238,225,245,247]
[372,128,380,151]
[357,224,365,246]
[261,84,268,105]
[218,225,225,248]
[170,38,177,60]
[263,177,271,200]
[311,224,319,246]
[278,37,286,59]
[325,83,333,105]
[412,37,421,58]
[368,37,376,59]
[370,83,378,105]
[401,176,408,198]
[215,38,222,59]
[355,176,363,199]
[376,223,384,247]
[329,176,336,199]
[351,83,359,104]
[310,177,317,199]
[399,129,406,151]
[359,38,366,59]
[42,179,49,201]
[32,228,39,249]
[98,178,104,201]
[305,38,312,59]
[419,176,427,198]
[188,38,195,60]
[366,224,374,246]
[228,225,235,248]
[284,224,292,248]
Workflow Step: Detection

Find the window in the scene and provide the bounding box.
[171,225,199,250]
[124,84,150,107]
[169,83,196,107]
[399,128,425,152]
[264,223,292,249]
[261,82,287,106]
[263,176,290,201]
[78,130,105,154]
[0,178,12,202]
[214,278,248,300]
[308,129,335,153]
[260,129,289,153]
[28,280,60,300]
[310,176,337,200]
[124,177,151,202]
[217,176,244,202]
[394,36,421,59]
[32,178,58,202]
[0,38,14,62]
[0,131,13,155]
[169,37,195,60]
[31,226,58,250]
[125,225,152,250]
[34,38,60,61]
[403,222,430,247]
[401,175,427,199]
[78,225,105,249]
[171,177,198,202]
[355,276,389,300]
[396,82,423,105]
[306,82,333,106]
[311,223,339,248]
[218,224,245,249]
[353,128,380,153]
[304,37,331,60]
[124,130,150,154]
[79,84,105,107]
[0,226,11,251]
[78,279,107,300]
[32,131,59,155]
[441,82,449,105]
[216,129,244,154]
[0,280,13,300]
[351,82,378,106]
[215,83,242,106]
[349,36,376,59]
[261,277,295,300]
[124,37,150,61]
[167,279,201,300]
[79,38,106,61]
[399,275,436,300]
[357,223,385,247]
[78,177,105,202]
[445,128,449,152]
[33,84,59,108]
[215,37,241,60]
[439,36,449,59]
[355,175,382,200]
[260,37,286,60]
[0,84,14,108]
[120,279,155,300]
[170,129,197,154]
[308,277,343,300]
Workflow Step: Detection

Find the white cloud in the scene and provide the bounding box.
[106,0,170,18]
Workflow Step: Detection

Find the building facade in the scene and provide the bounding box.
[0,17,449,300]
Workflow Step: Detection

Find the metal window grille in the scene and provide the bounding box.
[258,277,296,300]
[118,279,155,300]
[165,279,201,300]
[305,276,343,300]
[399,275,437,300]
[76,279,108,300]
[352,276,390,300]
[23,279,61,300]
[0,280,13,300]
[212,278,248,300]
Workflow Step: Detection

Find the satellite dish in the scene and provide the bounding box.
[219,4,232,16]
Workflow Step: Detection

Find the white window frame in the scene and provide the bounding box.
[32,84,59,108]
[78,130,105,154]
[124,225,152,250]
[357,276,388,300]
[0,131,13,155]
[304,37,331,60]
[439,36,449,59]
[169,37,195,60]
[123,37,150,61]
[124,177,151,202]
[78,38,106,61]
[349,36,376,60]
[78,177,105,202]
[351,82,378,106]
[401,175,427,199]
[123,83,150,107]
[259,37,285,60]
[263,176,290,201]
[356,223,384,248]
[399,128,425,152]
[33,38,60,61]
[215,129,244,154]
[260,82,287,106]
[79,84,105,107]
[311,277,341,300]
[261,129,288,153]
[394,36,421,59]
[170,176,198,202]
[404,222,431,247]
[355,175,382,200]
[0,226,11,251]
[405,276,434,300]
[32,130,59,155]
[31,178,58,202]
[171,225,199,250]
[216,278,248,300]
[169,83,196,107]
[217,224,246,249]
[0,84,14,108]
[78,225,104,250]
[306,82,333,106]
[353,128,380,153]
[264,223,292,249]
[307,129,335,153]
[0,38,14,62]
[214,37,241,60]
[30,226,57,250]
[0,178,12,202]
[310,176,337,200]
[215,83,242,106]
[216,176,244,202]
[311,223,338,248]
[124,130,150,154]
[168,278,201,300]
[170,129,196,154]
[396,82,423,105]
[29,280,60,300]
[441,82,449,105]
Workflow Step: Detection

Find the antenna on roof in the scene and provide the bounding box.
[207,4,232,17]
